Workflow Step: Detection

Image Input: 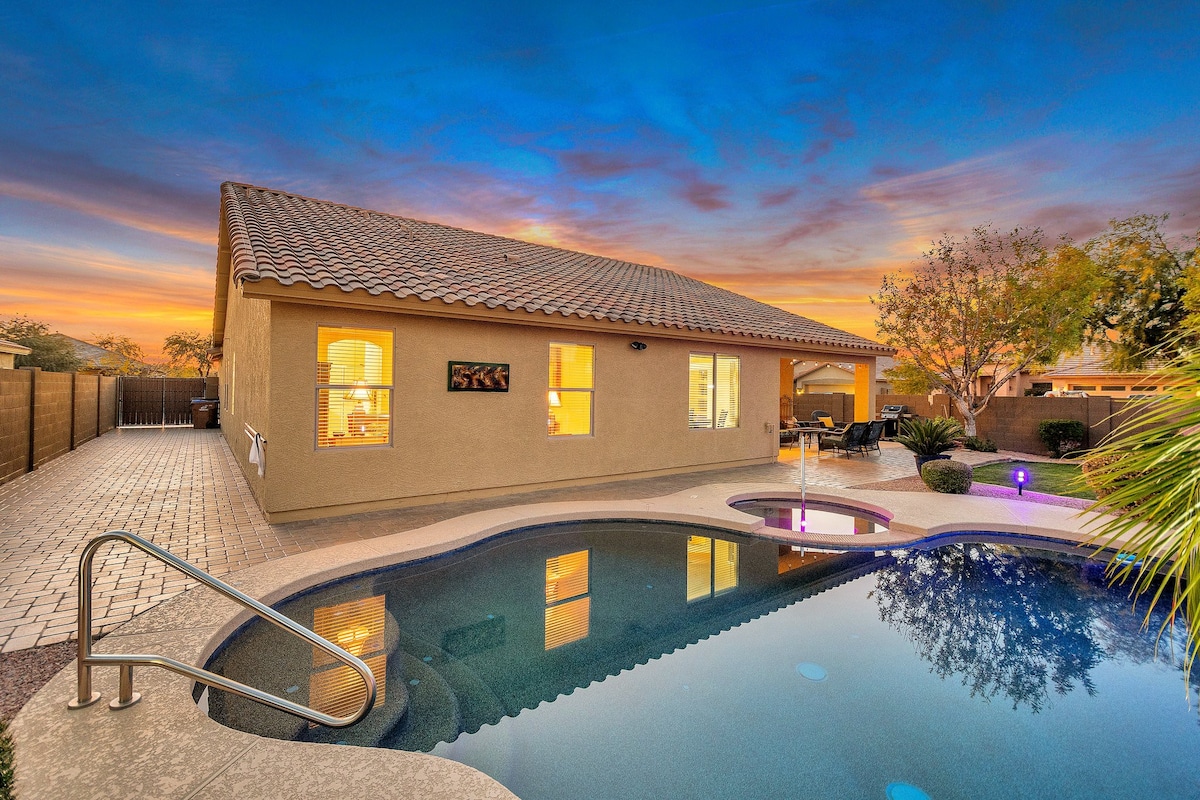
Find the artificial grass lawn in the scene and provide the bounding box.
[970,461,1097,500]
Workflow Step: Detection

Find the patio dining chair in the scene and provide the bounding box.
[861,420,887,455]
[819,421,869,456]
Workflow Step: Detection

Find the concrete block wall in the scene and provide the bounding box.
[31,371,73,468]
[791,393,855,424]
[0,369,120,485]
[99,376,118,434]
[877,394,953,420]
[877,392,1144,454]
[0,370,32,483]
[73,374,100,448]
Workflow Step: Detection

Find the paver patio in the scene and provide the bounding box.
[0,426,1026,653]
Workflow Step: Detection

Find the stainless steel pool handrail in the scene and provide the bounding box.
[67,530,377,728]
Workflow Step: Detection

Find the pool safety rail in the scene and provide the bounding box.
[67,530,377,728]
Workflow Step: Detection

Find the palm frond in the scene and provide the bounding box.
[1082,351,1200,676]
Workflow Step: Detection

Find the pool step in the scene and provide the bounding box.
[379,651,462,752]
[385,632,508,745]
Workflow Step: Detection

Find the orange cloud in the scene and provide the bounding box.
[0,237,213,358]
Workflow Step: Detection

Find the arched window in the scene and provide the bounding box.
[316,327,393,447]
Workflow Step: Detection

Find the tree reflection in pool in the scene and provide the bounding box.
[873,543,1195,713]
[205,522,1200,800]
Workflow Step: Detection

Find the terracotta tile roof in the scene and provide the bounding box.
[1042,344,1166,377]
[221,182,891,353]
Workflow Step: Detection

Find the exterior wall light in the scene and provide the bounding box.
[630,341,647,350]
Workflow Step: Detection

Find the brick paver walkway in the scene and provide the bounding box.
[0,427,1024,653]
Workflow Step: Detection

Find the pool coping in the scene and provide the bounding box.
[11,484,1124,799]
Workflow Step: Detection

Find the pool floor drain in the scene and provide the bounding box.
[886,782,930,800]
[795,662,827,681]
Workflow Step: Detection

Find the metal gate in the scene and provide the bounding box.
[118,377,206,426]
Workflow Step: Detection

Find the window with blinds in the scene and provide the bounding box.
[689,353,739,429]
[316,327,393,448]
[549,343,594,436]
[686,536,739,602]
[309,595,387,721]
[545,549,590,649]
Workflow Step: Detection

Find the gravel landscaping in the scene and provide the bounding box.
[0,641,75,723]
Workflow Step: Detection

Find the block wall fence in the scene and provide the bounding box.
[792,392,1147,456]
[0,369,118,485]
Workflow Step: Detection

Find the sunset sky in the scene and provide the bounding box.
[3,1,1198,357]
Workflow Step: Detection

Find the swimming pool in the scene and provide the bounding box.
[205,520,1200,799]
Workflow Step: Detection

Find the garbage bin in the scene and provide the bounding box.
[191,398,219,429]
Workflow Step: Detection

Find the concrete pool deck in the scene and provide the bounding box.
[11,481,1125,799]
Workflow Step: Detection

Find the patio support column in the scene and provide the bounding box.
[779,359,794,421]
[854,361,876,421]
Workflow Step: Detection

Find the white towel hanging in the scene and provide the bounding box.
[248,433,265,477]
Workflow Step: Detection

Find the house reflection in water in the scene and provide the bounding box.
[206,522,888,751]
[685,536,739,602]
[309,595,387,723]
[545,550,591,649]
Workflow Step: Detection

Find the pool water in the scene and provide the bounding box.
[205,522,1200,800]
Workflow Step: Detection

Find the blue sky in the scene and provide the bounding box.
[2,0,1197,353]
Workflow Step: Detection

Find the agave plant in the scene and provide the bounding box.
[895,416,963,456]
[1082,350,1200,678]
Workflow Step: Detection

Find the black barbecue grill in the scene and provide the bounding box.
[878,404,917,437]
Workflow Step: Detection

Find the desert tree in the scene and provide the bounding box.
[873,226,1099,437]
[92,332,155,376]
[0,314,81,372]
[162,330,214,377]
[1085,213,1198,369]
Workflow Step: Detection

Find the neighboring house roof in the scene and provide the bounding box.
[216,182,892,355]
[794,356,895,382]
[0,339,32,356]
[50,334,155,374]
[1041,345,1167,378]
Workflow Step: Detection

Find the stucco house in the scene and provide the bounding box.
[211,183,893,522]
[0,339,31,370]
[986,345,1170,398]
[793,358,893,396]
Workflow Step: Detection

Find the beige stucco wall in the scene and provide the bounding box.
[236,301,786,520]
[1049,375,1170,398]
[218,273,273,508]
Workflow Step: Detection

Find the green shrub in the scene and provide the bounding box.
[962,435,998,452]
[1081,451,1149,506]
[1037,419,1086,457]
[0,717,14,800]
[921,460,973,494]
[896,416,963,456]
